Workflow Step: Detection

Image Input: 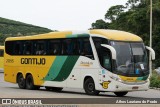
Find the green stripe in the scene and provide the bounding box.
[66,34,78,38]
[53,56,79,81]
[44,56,68,81]
[137,75,149,81]
[66,34,90,38]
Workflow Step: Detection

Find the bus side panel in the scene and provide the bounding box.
[43,56,79,88]
[73,56,101,89]
[4,54,56,86]
[0,57,4,69]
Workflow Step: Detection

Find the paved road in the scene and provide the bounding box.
[0,73,160,98]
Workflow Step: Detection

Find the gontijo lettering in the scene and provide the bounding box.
[21,58,46,65]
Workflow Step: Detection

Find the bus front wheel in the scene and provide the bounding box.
[17,74,26,89]
[84,78,99,95]
[26,74,37,90]
[114,91,128,97]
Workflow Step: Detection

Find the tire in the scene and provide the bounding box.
[35,86,40,90]
[26,74,36,90]
[17,74,26,89]
[84,78,100,95]
[52,87,63,92]
[45,86,52,91]
[114,92,128,97]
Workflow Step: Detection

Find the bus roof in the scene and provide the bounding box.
[0,46,4,49]
[90,29,142,41]
[5,29,142,42]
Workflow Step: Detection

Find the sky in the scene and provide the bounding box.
[0,0,127,31]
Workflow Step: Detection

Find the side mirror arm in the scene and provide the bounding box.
[101,44,116,60]
[146,46,155,60]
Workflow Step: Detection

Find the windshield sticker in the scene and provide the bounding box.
[140,64,144,69]
[132,47,144,55]
[135,69,140,74]
[102,69,105,74]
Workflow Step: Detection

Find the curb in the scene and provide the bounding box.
[150,87,160,90]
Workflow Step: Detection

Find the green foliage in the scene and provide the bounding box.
[105,5,125,21]
[91,19,108,29]
[0,17,52,45]
[150,71,160,88]
[91,0,160,67]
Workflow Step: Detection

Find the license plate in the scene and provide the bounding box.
[132,86,139,90]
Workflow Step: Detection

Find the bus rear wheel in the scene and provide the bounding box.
[26,74,37,90]
[84,78,99,95]
[114,92,128,97]
[17,74,26,89]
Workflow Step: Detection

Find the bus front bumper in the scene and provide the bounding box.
[97,80,150,92]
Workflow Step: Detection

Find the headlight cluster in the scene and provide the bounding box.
[110,75,123,82]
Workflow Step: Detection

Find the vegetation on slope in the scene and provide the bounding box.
[0,17,52,45]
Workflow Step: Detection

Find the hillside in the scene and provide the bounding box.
[0,17,52,45]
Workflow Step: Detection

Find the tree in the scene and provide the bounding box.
[105,5,125,22]
[91,0,160,67]
[91,19,108,29]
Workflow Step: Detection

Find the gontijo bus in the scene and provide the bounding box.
[0,46,4,69]
[4,29,155,96]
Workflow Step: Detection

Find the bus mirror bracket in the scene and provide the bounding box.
[146,46,155,60]
[101,44,116,60]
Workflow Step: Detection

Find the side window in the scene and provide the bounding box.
[23,41,32,55]
[5,41,14,55]
[49,40,61,55]
[102,47,111,71]
[78,38,94,59]
[0,50,4,57]
[93,37,111,71]
[62,39,78,55]
[92,37,108,52]
[34,41,46,55]
[14,42,22,55]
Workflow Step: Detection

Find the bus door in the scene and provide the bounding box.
[97,46,112,89]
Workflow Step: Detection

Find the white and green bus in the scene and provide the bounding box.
[4,29,155,96]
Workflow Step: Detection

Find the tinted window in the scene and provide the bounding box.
[93,37,108,50]
[92,37,111,70]
[62,39,78,55]
[34,41,46,55]
[14,42,22,55]
[5,37,94,60]
[48,40,61,55]
[23,41,32,55]
[78,38,94,59]
[5,41,14,55]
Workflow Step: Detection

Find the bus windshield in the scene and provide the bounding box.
[110,41,149,77]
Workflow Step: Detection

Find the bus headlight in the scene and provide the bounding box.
[110,75,123,82]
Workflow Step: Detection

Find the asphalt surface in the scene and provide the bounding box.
[0,72,160,98]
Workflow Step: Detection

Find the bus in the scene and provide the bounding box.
[4,29,155,96]
[0,46,4,70]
